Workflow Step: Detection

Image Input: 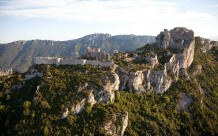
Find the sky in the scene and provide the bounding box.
[0,0,218,43]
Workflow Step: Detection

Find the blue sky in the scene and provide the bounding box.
[0,0,218,43]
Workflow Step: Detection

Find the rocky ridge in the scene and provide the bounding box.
[198,37,218,52]
[114,27,195,94]
[7,27,216,136]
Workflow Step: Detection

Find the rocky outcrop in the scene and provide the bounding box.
[95,66,120,103]
[61,66,120,118]
[145,53,159,68]
[157,27,194,49]
[70,98,86,115]
[178,92,193,112]
[25,68,43,80]
[116,66,172,94]
[157,27,195,77]
[147,66,172,93]
[128,71,146,93]
[61,91,96,119]
[199,37,218,52]
[101,112,128,136]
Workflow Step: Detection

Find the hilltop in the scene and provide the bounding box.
[0,27,217,136]
[0,34,155,73]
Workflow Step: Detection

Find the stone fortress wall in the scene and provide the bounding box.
[34,47,114,67]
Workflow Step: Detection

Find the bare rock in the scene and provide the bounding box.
[178,92,193,112]
[147,66,172,93]
[127,71,146,93]
[95,71,120,103]
[157,27,195,77]
[25,68,43,80]
[101,112,128,136]
[70,98,86,115]
[199,37,218,52]
[116,66,172,94]
[157,27,194,49]
[145,53,159,68]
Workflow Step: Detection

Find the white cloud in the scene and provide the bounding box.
[0,0,217,40]
[0,0,213,23]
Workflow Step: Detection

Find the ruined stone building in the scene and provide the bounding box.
[33,47,113,67]
[81,47,111,61]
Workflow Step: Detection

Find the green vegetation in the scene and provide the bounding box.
[0,38,217,135]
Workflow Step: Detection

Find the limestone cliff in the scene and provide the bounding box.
[198,37,218,52]
[116,66,172,94]
[157,27,195,78]
[95,66,120,103]
[101,112,128,136]
[115,27,196,93]
[61,66,120,118]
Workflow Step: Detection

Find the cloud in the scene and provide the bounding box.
[0,0,214,24]
[0,0,217,41]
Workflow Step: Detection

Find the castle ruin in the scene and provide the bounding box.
[34,47,114,67]
[81,47,110,61]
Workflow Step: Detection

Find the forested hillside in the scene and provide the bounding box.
[0,37,217,136]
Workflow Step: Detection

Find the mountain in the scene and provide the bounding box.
[0,34,155,73]
[0,27,217,136]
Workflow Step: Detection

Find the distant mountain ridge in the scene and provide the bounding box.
[0,33,155,72]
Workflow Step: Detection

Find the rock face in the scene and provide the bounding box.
[199,37,218,52]
[178,92,193,112]
[157,27,194,49]
[61,65,120,118]
[145,53,159,68]
[146,67,172,93]
[116,66,172,94]
[24,68,43,80]
[101,112,128,136]
[95,66,120,103]
[157,27,195,77]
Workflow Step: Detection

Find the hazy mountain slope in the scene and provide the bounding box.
[0,34,155,72]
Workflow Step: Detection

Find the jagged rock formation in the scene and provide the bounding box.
[198,37,218,52]
[115,27,196,93]
[145,53,159,68]
[156,27,194,49]
[61,65,120,118]
[116,66,172,94]
[156,27,195,80]
[101,112,128,136]
[178,92,193,112]
[95,71,120,103]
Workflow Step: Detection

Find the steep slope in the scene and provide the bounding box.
[0,28,217,136]
[0,34,155,73]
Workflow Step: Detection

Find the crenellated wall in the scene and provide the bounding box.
[34,57,114,67]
